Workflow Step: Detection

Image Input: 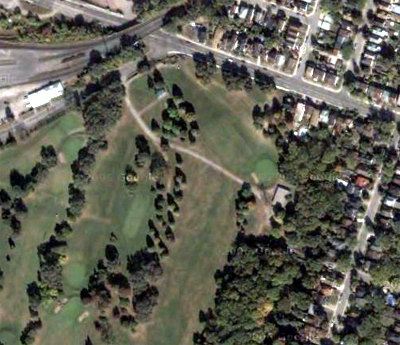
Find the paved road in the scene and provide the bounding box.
[146,30,373,115]
[329,128,399,331]
[0,15,164,88]
[0,98,67,141]
[27,0,126,26]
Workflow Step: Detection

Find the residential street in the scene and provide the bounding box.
[145,30,373,116]
[329,128,400,332]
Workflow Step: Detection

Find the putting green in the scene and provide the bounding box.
[254,159,278,185]
[64,262,87,290]
[0,328,19,345]
[54,297,84,324]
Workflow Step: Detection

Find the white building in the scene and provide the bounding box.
[24,82,64,109]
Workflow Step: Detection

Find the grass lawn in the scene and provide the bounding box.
[131,59,278,184]
[0,112,84,187]
[129,73,157,112]
[0,112,84,345]
[138,157,239,345]
[127,59,279,345]
[0,58,279,345]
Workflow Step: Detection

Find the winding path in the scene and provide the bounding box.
[123,89,253,192]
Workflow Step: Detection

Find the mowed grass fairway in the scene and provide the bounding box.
[0,112,85,344]
[130,59,278,183]
[129,59,279,345]
[0,58,278,345]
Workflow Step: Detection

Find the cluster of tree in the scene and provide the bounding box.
[252,97,288,134]
[131,0,182,18]
[21,226,71,343]
[80,241,162,341]
[134,140,186,246]
[80,244,137,342]
[369,220,400,285]
[235,182,256,229]
[193,52,217,84]
[221,60,252,91]
[67,71,125,219]
[1,145,57,240]
[335,273,394,344]
[9,145,57,198]
[155,96,199,144]
[0,132,17,150]
[70,138,106,186]
[81,71,125,139]
[36,236,67,298]
[124,164,138,194]
[147,68,167,95]
[0,5,114,43]
[194,232,327,345]
[20,319,42,345]
[127,249,162,322]
[254,69,276,91]
[134,135,152,168]
[75,36,144,88]
[148,73,200,144]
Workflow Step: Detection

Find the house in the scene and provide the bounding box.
[305,65,315,79]
[309,109,320,127]
[380,208,394,219]
[325,72,340,88]
[355,175,370,188]
[24,82,64,109]
[384,196,397,208]
[272,184,291,207]
[238,3,249,20]
[313,68,326,83]
[294,101,306,124]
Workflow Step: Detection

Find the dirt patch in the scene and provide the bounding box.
[82,0,136,19]
[58,153,67,165]
[130,324,148,341]
[78,311,90,323]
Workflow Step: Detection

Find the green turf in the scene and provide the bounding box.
[142,158,239,345]
[129,73,157,111]
[0,112,83,187]
[255,158,278,185]
[144,60,278,182]
[126,59,279,345]
[64,262,87,290]
[0,327,19,345]
[0,112,84,343]
[0,59,279,345]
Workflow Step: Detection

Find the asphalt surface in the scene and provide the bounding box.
[145,30,373,115]
[329,128,400,331]
[0,15,164,88]
[0,0,396,332]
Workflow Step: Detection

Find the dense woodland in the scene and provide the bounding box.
[0,5,114,42]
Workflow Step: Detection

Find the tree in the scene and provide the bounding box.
[341,42,355,60]
[40,145,58,168]
[254,70,276,91]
